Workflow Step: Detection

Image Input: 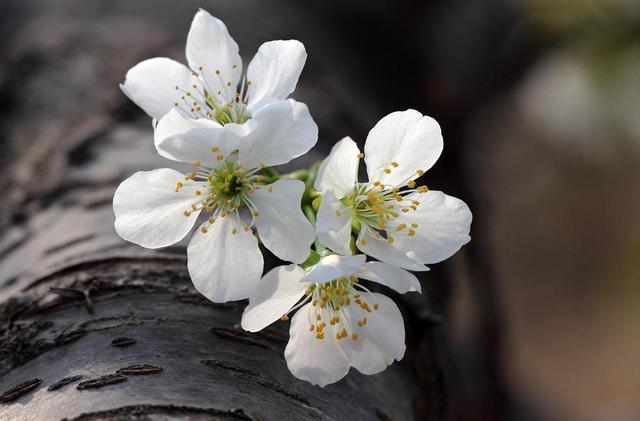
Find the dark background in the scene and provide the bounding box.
[1,1,639,420]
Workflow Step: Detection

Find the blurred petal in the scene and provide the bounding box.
[187,213,263,302]
[239,99,318,169]
[250,179,314,264]
[364,110,443,186]
[314,137,360,196]
[241,264,308,332]
[113,169,201,248]
[247,40,307,110]
[120,58,194,120]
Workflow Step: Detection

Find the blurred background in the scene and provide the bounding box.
[1,1,639,420]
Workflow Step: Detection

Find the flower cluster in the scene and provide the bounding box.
[113,9,472,387]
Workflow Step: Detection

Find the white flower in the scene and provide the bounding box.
[120,9,310,159]
[314,109,472,271]
[242,254,421,387]
[113,99,317,303]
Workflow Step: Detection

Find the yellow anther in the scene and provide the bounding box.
[407,229,416,236]
[280,315,289,321]
[201,226,208,233]
[211,146,220,152]
[391,161,399,167]
[183,210,192,217]
[360,239,367,245]
[191,203,197,211]
[335,210,341,217]
[216,155,224,161]
[401,208,410,213]
[268,187,273,193]
[175,182,184,192]
[412,200,420,205]
[372,181,381,187]
[396,223,407,232]
[195,191,202,196]
[243,224,249,232]
[208,217,216,224]
[416,169,425,176]
[407,180,416,189]
[193,160,201,167]
[411,223,418,228]
[357,153,364,159]
[220,211,228,217]
[231,228,237,235]
[316,314,321,321]
[310,324,315,331]
[352,333,358,341]
[215,69,220,75]
[387,235,395,243]
[373,303,379,310]
[252,210,259,217]
[383,168,391,174]
[417,186,429,193]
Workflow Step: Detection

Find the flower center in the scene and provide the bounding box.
[341,182,428,245]
[302,277,379,342]
[177,159,266,234]
[174,66,252,125]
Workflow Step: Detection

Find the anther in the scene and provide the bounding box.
[357,153,364,159]
[391,161,399,167]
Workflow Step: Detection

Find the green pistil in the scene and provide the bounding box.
[207,161,251,211]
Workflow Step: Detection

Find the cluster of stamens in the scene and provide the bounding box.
[173,65,251,125]
[176,151,266,234]
[283,276,380,342]
[338,156,429,245]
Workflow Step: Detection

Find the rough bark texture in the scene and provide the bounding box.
[0,1,462,420]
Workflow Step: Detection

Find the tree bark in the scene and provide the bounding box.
[0,1,455,420]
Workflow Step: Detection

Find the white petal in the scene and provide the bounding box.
[314,137,360,196]
[249,179,314,264]
[239,99,318,169]
[242,264,308,332]
[355,262,421,294]
[342,293,405,375]
[300,254,366,284]
[113,169,201,248]
[285,303,350,387]
[364,110,443,186]
[120,58,195,120]
[187,213,263,302]
[394,190,472,264]
[246,40,307,110]
[316,190,353,255]
[186,10,242,101]
[154,109,242,164]
[356,230,429,272]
